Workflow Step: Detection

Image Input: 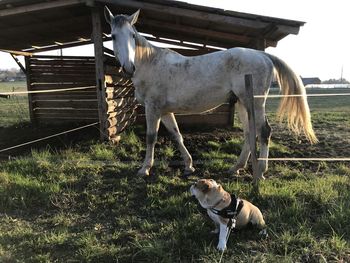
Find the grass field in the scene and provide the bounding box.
[0,83,349,262]
[0,81,29,126]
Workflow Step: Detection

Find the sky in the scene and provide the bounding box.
[0,0,349,81]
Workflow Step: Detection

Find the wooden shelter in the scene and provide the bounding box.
[0,0,305,141]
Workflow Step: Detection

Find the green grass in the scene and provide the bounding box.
[0,81,26,93]
[0,83,349,262]
[0,109,349,262]
[0,81,29,126]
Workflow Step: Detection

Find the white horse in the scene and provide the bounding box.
[104,7,317,181]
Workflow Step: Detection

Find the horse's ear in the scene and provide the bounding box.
[104,6,114,25]
[128,9,140,25]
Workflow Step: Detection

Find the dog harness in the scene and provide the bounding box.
[210,194,244,227]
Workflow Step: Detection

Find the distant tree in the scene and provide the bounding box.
[0,68,25,81]
[322,78,349,84]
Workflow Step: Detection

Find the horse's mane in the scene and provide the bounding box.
[134,30,157,63]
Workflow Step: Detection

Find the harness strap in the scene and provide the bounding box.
[210,194,244,220]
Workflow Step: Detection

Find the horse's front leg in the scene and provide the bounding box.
[161,113,195,176]
[137,106,161,177]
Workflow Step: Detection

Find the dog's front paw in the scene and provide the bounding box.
[259,229,268,239]
[217,242,226,251]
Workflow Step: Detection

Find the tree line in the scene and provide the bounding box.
[322,78,349,84]
[0,68,26,82]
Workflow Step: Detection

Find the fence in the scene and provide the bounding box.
[25,55,98,123]
[0,70,349,172]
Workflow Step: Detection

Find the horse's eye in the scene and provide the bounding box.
[132,33,136,39]
[111,34,116,41]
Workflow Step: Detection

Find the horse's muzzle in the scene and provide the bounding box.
[121,64,135,77]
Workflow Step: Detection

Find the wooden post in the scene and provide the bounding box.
[91,6,108,140]
[24,56,36,124]
[245,74,259,183]
[10,53,26,74]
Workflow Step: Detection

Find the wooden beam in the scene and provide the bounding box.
[277,25,300,35]
[0,0,86,17]
[102,34,221,52]
[99,0,268,30]
[142,30,234,49]
[0,49,33,56]
[10,53,26,74]
[0,15,91,39]
[23,39,93,53]
[253,38,266,51]
[144,35,222,51]
[139,18,251,44]
[91,5,108,141]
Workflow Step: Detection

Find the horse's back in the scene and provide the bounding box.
[133,46,274,113]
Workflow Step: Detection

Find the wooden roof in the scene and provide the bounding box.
[0,0,305,53]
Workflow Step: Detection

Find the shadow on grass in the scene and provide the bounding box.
[0,122,100,160]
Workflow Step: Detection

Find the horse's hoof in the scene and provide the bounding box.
[137,168,150,177]
[183,167,195,177]
[252,175,265,184]
[228,166,242,175]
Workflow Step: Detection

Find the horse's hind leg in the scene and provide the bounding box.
[229,101,251,175]
[255,105,272,180]
[161,113,195,176]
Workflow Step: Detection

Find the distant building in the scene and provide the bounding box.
[301,77,321,85]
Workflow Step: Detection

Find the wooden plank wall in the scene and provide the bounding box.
[135,104,233,127]
[27,53,235,139]
[27,55,98,123]
[104,52,138,143]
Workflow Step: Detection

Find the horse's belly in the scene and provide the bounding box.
[165,88,230,114]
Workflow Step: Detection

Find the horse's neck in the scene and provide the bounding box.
[134,34,159,67]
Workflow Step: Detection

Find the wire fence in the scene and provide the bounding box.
[0,83,99,155]
[0,122,99,153]
[0,85,96,96]
[255,92,350,98]
[0,82,349,162]
[0,84,29,125]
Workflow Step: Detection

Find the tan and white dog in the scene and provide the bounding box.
[190,179,266,251]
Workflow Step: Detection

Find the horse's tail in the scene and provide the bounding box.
[264,53,318,144]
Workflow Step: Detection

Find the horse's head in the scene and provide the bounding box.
[104,6,140,76]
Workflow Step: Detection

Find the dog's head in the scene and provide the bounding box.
[190,179,225,209]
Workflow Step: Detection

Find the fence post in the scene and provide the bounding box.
[245,74,259,184]
[91,6,108,140]
[24,56,36,125]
